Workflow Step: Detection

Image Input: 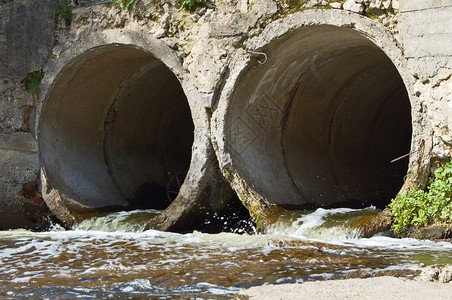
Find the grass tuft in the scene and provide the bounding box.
[178,0,206,12]
[25,70,44,96]
[54,1,73,24]
[113,0,140,10]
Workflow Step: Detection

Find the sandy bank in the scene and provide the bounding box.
[237,276,452,300]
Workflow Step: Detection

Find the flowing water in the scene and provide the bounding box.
[1,208,451,299]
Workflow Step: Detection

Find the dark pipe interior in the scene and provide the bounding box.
[40,45,194,211]
[227,26,412,208]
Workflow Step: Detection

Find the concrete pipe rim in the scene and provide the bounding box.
[212,10,416,213]
[37,30,208,227]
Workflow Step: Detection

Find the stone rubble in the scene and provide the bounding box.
[414,264,452,283]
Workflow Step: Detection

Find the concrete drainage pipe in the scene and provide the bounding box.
[213,22,412,210]
[37,32,216,228]
[40,45,193,217]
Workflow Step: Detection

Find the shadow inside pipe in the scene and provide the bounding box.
[40,45,194,215]
[225,26,412,209]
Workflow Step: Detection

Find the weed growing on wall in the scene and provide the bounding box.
[25,70,44,96]
[389,159,452,234]
[113,0,140,10]
[178,0,206,11]
[283,0,307,10]
[54,1,73,24]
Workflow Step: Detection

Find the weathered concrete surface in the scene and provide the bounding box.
[399,0,452,11]
[0,77,47,229]
[0,0,451,230]
[0,0,56,78]
[413,69,452,159]
[237,276,452,300]
[0,78,34,134]
[397,0,452,189]
[0,133,47,230]
[0,0,56,229]
[37,28,232,229]
[399,4,452,58]
[211,9,415,228]
[33,0,282,229]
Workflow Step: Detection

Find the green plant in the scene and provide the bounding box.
[389,159,452,234]
[149,13,159,22]
[54,1,73,24]
[178,0,206,11]
[284,0,306,9]
[113,0,139,10]
[25,70,44,96]
[429,160,452,219]
[105,21,114,29]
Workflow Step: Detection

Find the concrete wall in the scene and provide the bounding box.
[0,0,451,230]
[0,0,57,229]
[0,0,56,77]
[398,0,452,166]
[399,0,452,59]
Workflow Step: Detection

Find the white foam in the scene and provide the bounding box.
[119,279,155,292]
[344,235,452,250]
[10,276,32,283]
[1,207,451,299]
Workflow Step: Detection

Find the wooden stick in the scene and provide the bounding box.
[391,151,415,163]
[391,140,425,163]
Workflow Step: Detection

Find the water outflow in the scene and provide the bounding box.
[268,207,379,240]
[74,209,162,232]
[72,207,374,238]
[1,208,451,299]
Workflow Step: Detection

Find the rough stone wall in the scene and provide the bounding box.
[0,0,57,77]
[51,0,402,96]
[398,0,452,161]
[0,0,57,229]
[0,0,451,229]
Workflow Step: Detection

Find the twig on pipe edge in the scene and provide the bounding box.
[391,140,425,163]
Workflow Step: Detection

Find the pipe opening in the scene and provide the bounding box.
[40,45,194,212]
[226,26,412,209]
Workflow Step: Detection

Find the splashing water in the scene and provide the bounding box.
[267,207,371,239]
[1,208,451,299]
